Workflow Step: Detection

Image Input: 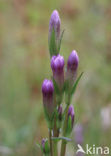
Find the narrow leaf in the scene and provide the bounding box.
[58,30,65,52]
[71,72,83,95]
[63,80,69,93]
[66,116,72,135]
[53,78,60,95]
[49,28,57,56]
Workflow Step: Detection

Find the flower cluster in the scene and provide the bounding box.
[40,10,83,156]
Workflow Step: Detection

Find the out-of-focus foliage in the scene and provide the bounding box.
[0,0,111,155]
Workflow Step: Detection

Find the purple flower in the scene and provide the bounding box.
[68,105,75,127]
[42,79,55,116]
[66,50,79,83]
[74,123,83,145]
[51,54,64,89]
[49,10,61,39]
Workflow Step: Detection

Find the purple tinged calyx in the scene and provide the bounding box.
[42,79,55,116]
[58,105,62,115]
[58,105,63,120]
[41,138,46,149]
[49,10,61,38]
[68,105,75,126]
[51,54,64,73]
[67,50,79,71]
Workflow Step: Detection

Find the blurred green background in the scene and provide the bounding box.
[0,0,111,155]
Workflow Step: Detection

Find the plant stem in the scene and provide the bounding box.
[53,116,59,156]
[53,141,58,156]
[49,129,53,156]
[60,105,69,156]
[44,154,50,156]
[53,116,60,137]
[60,142,66,156]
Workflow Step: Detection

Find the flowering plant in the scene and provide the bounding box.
[39,10,83,156]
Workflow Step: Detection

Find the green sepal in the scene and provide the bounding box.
[64,73,83,105]
[44,139,50,154]
[49,28,58,56]
[70,72,83,96]
[57,30,65,53]
[63,105,69,118]
[56,120,62,129]
[52,78,60,95]
[63,80,69,93]
[55,108,63,129]
[52,78,63,105]
[65,116,72,135]
[63,81,71,105]
[44,107,55,129]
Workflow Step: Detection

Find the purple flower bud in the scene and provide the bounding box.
[41,138,50,154]
[74,123,83,145]
[42,79,54,96]
[58,105,62,115]
[68,105,75,127]
[51,54,64,89]
[51,54,64,73]
[49,10,61,39]
[41,138,46,151]
[66,50,79,83]
[67,50,79,71]
[42,79,55,116]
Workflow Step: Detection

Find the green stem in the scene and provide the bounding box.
[60,142,66,156]
[44,154,50,156]
[53,141,58,156]
[49,129,53,156]
[53,116,59,156]
[60,105,69,156]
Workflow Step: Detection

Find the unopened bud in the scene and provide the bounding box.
[49,10,61,40]
[66,50,79,84]
[51,54,64,90]
[68,105,75,128]
[58,105,63,121]
[65,105,75,135]
[42,79,55,117]
[41,138,50,154]
[48,10,61,56]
